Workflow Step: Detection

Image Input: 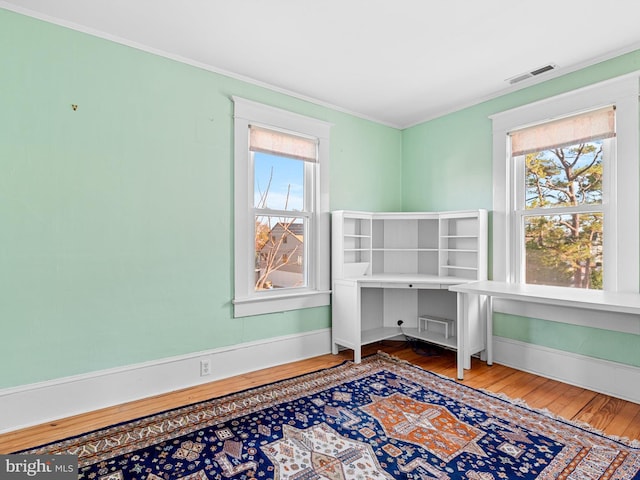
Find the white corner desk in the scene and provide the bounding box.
[332,274,488,372]
[449,280,640,380]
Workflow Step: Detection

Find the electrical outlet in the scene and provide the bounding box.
[200,359,211,376]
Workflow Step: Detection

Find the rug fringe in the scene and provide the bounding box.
[479,390,640,448]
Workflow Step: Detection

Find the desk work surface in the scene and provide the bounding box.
[450,280,640,315]
[347,273,473,286]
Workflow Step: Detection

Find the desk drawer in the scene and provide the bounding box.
[378,282,443,289]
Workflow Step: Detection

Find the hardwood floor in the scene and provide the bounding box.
[1,341,639,454]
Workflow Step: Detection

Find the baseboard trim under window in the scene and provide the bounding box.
[492,335,640,404]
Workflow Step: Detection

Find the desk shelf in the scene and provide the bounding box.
[361,326,402,345]
[402,327,457,349]
[440,265,478,271]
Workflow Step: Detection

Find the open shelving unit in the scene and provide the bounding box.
[331,210,488,362]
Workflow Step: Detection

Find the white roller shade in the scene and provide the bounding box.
[510,106,615,156]
[250,125,318,162]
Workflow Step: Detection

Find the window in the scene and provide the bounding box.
[252,126,315,291]
[511,107,614,289]
[491,75,639,293]
[233,97,332,317]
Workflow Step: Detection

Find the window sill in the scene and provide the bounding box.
[450,280,640,334]
[233,290,331,318]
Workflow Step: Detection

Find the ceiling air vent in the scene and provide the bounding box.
[507,63,557,85]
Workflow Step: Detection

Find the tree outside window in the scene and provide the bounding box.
[253,141,313,291]
[522,141,604,288]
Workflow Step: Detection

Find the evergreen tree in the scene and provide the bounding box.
[524,141,603,289]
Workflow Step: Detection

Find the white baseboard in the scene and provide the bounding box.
[493,336,640,404]
[0,328,332,434]
[5,331,635,436]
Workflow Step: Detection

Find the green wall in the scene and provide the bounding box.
[0,9,402,389]
[493,313,640,367]
[4,7,640,390]
[402,50,640,367]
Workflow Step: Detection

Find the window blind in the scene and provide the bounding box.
[249,125,318,162]
[510,106,615,156]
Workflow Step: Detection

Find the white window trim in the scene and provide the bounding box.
[232,97,332,317]
[490,74,639,293]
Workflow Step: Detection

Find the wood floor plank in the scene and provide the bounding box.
[575,395,630,433]
[554,388,598,421]
[1,342,637,455]
[622,409,640,441]
[605,400,640,440]
[499,375,553,402]
[466,366,522,391]
[514,377,568,410]
[490,370,542,397]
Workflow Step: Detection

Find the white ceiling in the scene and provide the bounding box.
[3,0,640,128]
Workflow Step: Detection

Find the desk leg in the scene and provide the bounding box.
[456,292,465,380]
[486,295,493,366]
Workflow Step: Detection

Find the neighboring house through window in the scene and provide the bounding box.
[491,75,639,293]
[233,97,331,317]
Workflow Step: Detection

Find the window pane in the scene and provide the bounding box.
[254,152,304,211]
[524,213,603,289]
[525,140,603,209]
[255,216,306,290]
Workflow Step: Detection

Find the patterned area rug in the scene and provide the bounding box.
[21,353,640,479]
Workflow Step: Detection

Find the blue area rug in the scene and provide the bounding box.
[22,353,640,479]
